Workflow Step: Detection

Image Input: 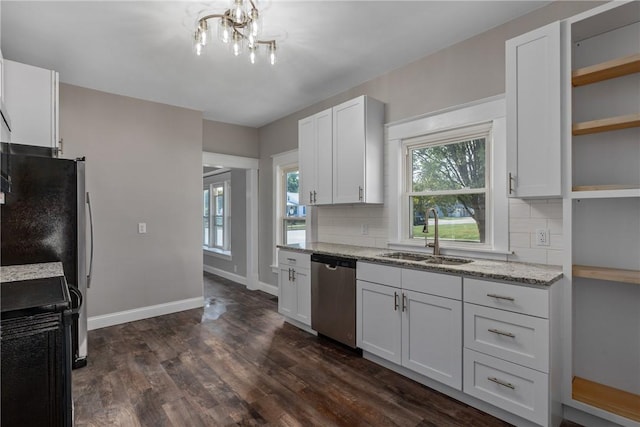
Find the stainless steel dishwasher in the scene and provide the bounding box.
[311,253,357,348]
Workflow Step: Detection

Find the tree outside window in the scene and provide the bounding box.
[408,131,489,244]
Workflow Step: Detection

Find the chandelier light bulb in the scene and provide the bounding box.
[232,32,243,56]
[218,18,232,43]
[198,20,209,46]
[195,42,202,56]
[249,45,257,64]
[248,8,261,38]
[230,0,246,24]
[269,43,276,65]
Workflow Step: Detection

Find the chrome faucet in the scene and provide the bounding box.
[423,207,440,255]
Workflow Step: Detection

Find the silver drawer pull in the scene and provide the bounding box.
[488,377,515,390]
[487,293,515,302]
[488,328,516,338]
[287,258,297,262]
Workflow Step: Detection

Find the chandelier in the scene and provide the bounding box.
[193,0,277,65]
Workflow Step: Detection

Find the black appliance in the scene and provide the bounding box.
[0,142,92,368]
[1,276,73,426]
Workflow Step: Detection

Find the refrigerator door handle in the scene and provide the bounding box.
[86,191,94,288]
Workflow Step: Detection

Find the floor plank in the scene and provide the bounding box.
[73,273,582,426]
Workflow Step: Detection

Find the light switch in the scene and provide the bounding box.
[138,222,147,234]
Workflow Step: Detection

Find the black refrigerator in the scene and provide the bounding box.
[1,142,91,369]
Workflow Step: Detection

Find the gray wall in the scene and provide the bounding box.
[203,119,259,158]
[257,1,602,286]
[203,168,247,276]
[59,83,204,317]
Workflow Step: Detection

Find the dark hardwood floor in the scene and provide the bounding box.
[73,273,581,426]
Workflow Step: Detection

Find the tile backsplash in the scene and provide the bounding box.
[315,198,563,266]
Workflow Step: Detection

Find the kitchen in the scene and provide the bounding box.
[1,1,639,426]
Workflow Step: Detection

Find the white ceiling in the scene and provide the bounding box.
[1,1,550,128]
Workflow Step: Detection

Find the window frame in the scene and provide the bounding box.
[403,123,492,248]
[387,96,509,258]
[203,172,231,256]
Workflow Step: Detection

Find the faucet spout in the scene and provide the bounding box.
[424,207,440,255]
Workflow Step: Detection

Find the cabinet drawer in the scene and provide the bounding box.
[464,303,549,372]
[463,349,548,426]
[463,278,548,318]
[402,269,461,300]
[278,250,310,269]
[357,262,401,288]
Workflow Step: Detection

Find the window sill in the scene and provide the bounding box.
[203,247,232,261]
[387,241,512,261]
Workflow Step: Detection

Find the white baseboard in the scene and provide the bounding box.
[88,297,204,331]
[257,281,278,296]
[203,265,247,286]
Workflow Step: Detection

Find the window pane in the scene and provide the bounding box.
[411,138,486,192]
[214,216,223,226]
[285,170,305,218]
[215,226,224,247]
[284,219,306,245]
[410,194,486,243]
[203,189,209,216]
[203,217,209,246]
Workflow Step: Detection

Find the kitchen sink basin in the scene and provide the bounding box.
[379,252,473,265]
[379,252,433,262]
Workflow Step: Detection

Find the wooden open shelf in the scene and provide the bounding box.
[573,265,640,285]
[572,113,640,135]
[573,376,640,422]
[572,54,640,86]
[572,184,639,192]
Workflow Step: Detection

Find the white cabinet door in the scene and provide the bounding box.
[506,21,561,198]
[293,267,311,325]
[278,266,296,318]
[298,116,316,206]
[333,97,366,204]
[299,108,332,205]
[357,280,402,364]
[4,60,58,150]
[402,290,462,390]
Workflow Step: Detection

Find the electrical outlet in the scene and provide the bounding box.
[138,222,147,234]
[535,228,550,246]
[361,224,369,235]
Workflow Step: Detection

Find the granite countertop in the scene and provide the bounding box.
[278,242,562,286]
[0,262,65,283]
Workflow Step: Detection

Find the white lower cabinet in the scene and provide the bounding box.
[356,262,463,390]
[464,348,549,426]
[278,250,311,326]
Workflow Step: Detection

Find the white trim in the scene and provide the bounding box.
[257,280,278,296]
[203,168,231,178]
[203,152,259,170]
[88,297,204,330]
[203,247,232,260]
[272,149,302,268]
[204,264,248,286]
[387,96,508,256]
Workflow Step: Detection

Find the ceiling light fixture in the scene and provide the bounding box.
[194,0,276,65]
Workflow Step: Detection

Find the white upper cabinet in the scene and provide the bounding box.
[332,95,384,204]
[299,108,332,205]
[506,21,562,198]
[4,60,59,151]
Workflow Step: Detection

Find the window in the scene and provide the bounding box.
[203,175,230,252]
[405,124,491,247]
[282,167,306,245]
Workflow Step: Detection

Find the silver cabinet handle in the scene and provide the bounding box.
[488,377,515,390]
[287,258,296,263]
[358,185,363,201]
[288,268,292,281]
[488,328,516,338]
[309,191,313,204]
[394,292,399,311]
[291,268,296,281]
[402,293,407,312]
[508,172,515,195]
[313,191,317,204]
[487,293,515,302]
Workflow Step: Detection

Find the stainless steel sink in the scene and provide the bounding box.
[379,252,473,265]
[379,252,433,261]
